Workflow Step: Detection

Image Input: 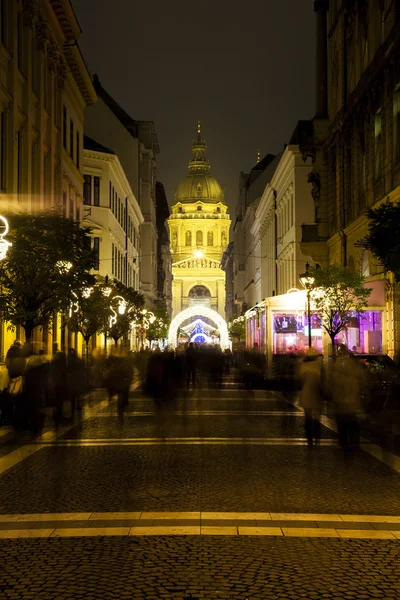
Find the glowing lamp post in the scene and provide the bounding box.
[0,216,12,260]
[299,263,315,350]
[109,295,127,328]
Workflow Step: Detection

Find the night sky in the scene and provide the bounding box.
[73,0,316,213]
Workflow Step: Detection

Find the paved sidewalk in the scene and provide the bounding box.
[0,380,399,599]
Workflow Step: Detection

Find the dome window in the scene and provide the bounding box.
[178,206,183,213]
[216,207,221,213]
[197,205,202,211]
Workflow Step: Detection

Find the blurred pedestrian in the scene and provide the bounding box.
[298,348,322,447]
[105,346,134,425]
[332,344,363,452]
[67,348,85,414]
[49,351,68,430]
[185,342,197,388]
[24,348,49,436]
[6,341,24,379]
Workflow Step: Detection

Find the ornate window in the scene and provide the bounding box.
[207,231,214,246]
[189,285,211,299]
[196,230,203,246]
[185,230,192,246]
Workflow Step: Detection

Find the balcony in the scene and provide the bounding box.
[301,224,319,242]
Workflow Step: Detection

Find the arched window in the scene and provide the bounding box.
[196,230,203,246]
[189,285,211,299]
[207,231,214,246]
[185,230,192,246]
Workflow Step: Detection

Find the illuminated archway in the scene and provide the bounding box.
[168,305,230,349]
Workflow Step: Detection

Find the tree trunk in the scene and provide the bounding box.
[24,322,35,346]
[330,334,337,360]
[83,336,91,361]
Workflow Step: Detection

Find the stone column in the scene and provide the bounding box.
[314,0,328,118]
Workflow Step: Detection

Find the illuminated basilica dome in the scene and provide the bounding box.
[174,122,225,204]
[168,123,231,328]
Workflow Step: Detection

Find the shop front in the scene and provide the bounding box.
[263,289,322,376]
[273,311,323,355]
[245,302,267,352]
[335,310,383,354]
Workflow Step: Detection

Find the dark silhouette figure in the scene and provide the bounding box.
[49,351,68,430]
[67,348,85,414]
[185,343,197,388]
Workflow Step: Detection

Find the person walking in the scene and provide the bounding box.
[298,348,322,447]
[49,351,68,430]
[67,348,85,415]
[332,344,363,453]
[185,343,197,389]
[105,347,134,426]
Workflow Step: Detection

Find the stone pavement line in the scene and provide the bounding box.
[33,438,338,447]
[0,382,142,476]
[1,512,400,523]
[0,526,398,539]
[96,411,303,416]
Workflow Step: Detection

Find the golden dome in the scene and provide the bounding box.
[174,122,225,204]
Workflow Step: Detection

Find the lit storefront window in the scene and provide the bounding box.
[335,310,382,354]
[272,311,323,355]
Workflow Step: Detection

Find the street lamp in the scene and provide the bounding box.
[109,295,127,328]
[299,263,315,350]
[0,216,12,260]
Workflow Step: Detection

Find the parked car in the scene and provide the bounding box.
[352,353,399,413]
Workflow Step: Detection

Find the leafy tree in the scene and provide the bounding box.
[68,287,110,357]
[228,316,246,341]
[0,212,96,343]
[307,264,372,357]
[146,307,170,342]
[367,201,400,281]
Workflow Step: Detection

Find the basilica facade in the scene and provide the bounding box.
[168,124,231,346]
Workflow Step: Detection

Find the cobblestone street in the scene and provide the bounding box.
[0,380,399,599]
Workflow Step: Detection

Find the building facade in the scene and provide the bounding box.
[167,124,231,346]
[155,181,172,316]
[84,75,162,310]
[302,0,400,359]
[82,136,143,288]
[249,133,317,362]
[0,0,96,356]
[231,154,278,318]
[230,126,316,358]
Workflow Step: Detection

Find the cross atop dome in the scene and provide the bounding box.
[189,121,210,173]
